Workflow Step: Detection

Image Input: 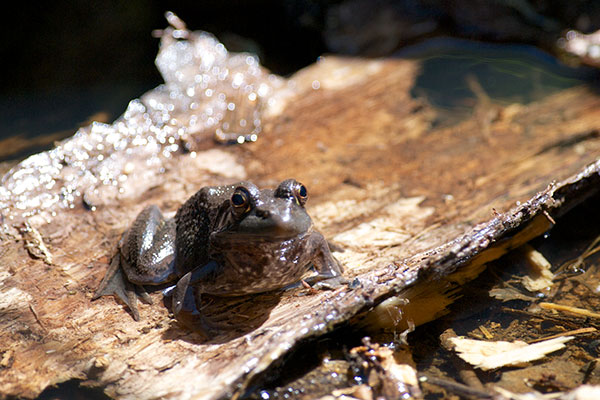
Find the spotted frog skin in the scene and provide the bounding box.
[94,179,343,321]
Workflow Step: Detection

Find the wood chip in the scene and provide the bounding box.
[520,244,553,292]
[479,325,494,340]
[449,336,573,371]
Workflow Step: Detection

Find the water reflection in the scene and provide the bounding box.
[403,39,595,127]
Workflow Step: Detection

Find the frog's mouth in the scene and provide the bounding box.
[213,208,313,242]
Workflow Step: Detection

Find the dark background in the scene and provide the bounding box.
[0,1,333,148]
[4,0,599,95]
[1,0,599,155]
[0,0,332,155]
[2,1,331,96]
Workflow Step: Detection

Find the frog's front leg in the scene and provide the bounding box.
[304,230,346,288]
[171,261,221,316]
[94,205,177,320]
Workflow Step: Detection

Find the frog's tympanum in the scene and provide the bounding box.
[94,179,343,321]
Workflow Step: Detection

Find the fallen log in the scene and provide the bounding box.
[1,21,599,400]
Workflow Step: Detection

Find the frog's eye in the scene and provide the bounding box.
[275,179,308,206]
[294,183,308,206]
[231,187,251,215]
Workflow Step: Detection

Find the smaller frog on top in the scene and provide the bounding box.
[94,179,344,321]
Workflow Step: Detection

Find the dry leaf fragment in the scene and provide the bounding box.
[561,385,600,400]
[448,336,573,371]
[348,339,421,398]
[520,244,553,292]
[489,287,537,302]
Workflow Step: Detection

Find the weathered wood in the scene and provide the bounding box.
[1,53,600,400]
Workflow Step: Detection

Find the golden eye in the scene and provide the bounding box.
[294,182,308,206]
[231,187,251,215]
[274,179,309,206]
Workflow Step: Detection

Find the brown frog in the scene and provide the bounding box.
[94,179,344,321]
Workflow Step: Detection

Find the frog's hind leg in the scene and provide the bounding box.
[121,206,177,285]
[94,205,177,320]
[93,252,143,321]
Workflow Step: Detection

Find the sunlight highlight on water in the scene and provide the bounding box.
[0,13,282,220]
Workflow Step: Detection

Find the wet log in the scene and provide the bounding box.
[1,53,600,400]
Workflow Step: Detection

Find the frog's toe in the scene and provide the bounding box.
[327,240,345,253]
[172,271,192,316]
[309,275,349,290]
[93,254,141,321]
[136,285,153,305]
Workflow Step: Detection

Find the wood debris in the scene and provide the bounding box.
[538,302,600,319]
[19,221,52,265]
[528,327,596,344]
[347,338,421,399]
[560,385,600,400]
[420,374,494,399]
[519,244,554,292]
[448,336,574,371]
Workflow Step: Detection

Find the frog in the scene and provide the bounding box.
[93,179,344,322]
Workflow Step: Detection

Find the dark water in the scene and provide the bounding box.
[403,38,596,126]
[36,379,110,400]
[0,83,154,163]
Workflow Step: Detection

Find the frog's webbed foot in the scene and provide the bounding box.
[304,233,347,290]
[326,240,345,253]
[306,275,349,290]
[303,272,349,290]
[93,253,146,321]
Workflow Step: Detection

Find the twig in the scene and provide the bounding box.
[582,359,597,384]
[29,303,47,332]
[528,327,596,343]
[500,307,583,329]
[539,302,600,319]
[556,234,600,274]
[479,325,494,340]
[542,210,556,225]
